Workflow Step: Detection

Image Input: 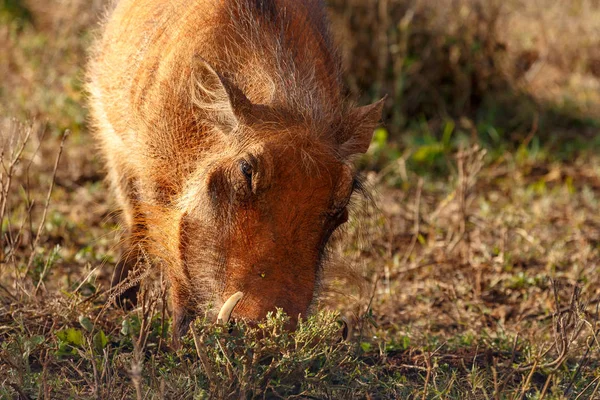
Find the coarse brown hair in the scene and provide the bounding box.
[87,0,383,343]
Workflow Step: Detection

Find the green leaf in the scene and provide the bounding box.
[93,330,108,352]
[30,335,45,346]
[56,342,77,357]
[121,319,130,336]
[442,120,455,148]
[56,328,84,346]
[79,316,93,333]
[401,335,411,350]
[372,127,388,147]
[412,143,444,163]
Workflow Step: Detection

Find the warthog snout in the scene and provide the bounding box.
[216,292,352,341]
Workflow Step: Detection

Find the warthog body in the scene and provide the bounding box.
[87,0,383,341]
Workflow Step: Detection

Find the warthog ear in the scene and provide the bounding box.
[339,98,386,157]
[192,56,253,132]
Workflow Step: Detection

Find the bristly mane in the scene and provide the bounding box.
[208,0,346,136]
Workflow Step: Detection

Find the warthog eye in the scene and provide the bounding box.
[239,160,253,187]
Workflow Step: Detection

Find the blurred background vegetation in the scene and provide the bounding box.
[331,0,600,160]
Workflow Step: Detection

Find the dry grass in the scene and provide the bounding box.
[1,0,600,398]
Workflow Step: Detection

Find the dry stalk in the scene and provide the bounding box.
[494,334,521,396]
[25,129,69,281]
[130,345,143,400]
[513,284,586,373]
[492,357,500,400]
[517,359,538,400]
[136,272,162,353]
[588,377,600,400]
[538,372,553,400]
[157,269,168,352]
[191,324,216,384]
[421,351,432,400]
[446,145,487,258]
[574,375,600,400]
[564,300,600,396]
[0,122,33,264]
[356,275,379,356]
[106,246,153,307]
[376,0,389,98]
[401,177,423,266]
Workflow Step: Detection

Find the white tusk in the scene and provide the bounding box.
[217,292,244,324]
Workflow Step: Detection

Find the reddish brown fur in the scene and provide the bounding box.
[87,0,383,341]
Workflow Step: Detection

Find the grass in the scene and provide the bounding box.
[1,0,600,398]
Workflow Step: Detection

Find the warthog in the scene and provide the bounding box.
[87,0,383,343]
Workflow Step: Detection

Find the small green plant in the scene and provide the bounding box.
[183,310,380,398]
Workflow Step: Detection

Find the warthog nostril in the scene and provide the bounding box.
[217,291,244,324]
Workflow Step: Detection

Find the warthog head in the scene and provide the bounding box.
[169,59,384,338]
